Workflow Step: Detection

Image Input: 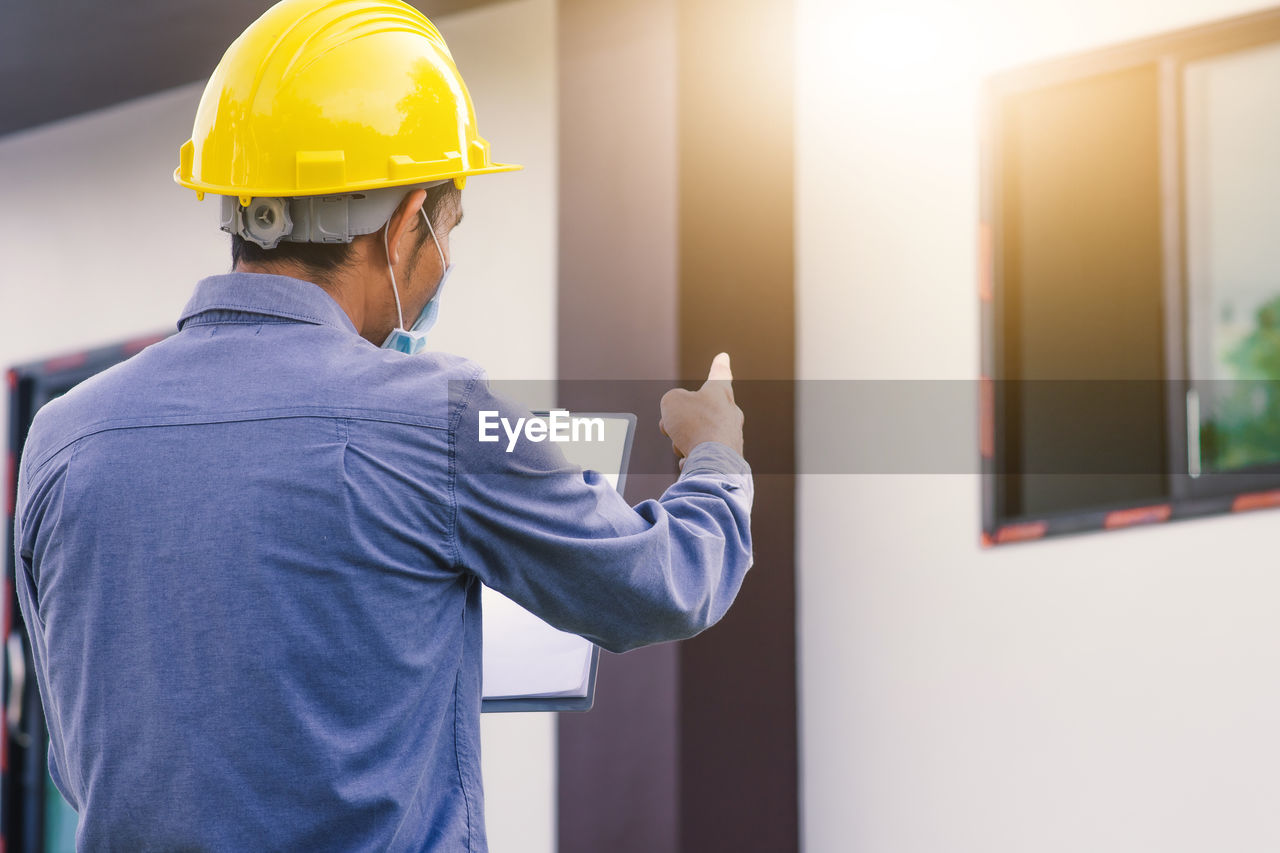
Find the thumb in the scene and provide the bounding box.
[703,352,733,385]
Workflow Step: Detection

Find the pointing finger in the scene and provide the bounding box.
[705,352,732,383]
[701,352,734,402]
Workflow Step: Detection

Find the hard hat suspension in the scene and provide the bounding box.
[221,181,448,250]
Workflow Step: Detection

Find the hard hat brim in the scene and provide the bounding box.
[175,162,523,200]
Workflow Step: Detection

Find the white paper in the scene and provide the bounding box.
[481,587,594,699]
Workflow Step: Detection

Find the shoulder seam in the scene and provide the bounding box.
[25,409,450,479]
[447,365,485,575]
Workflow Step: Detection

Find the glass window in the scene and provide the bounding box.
[1184,42,1280,475]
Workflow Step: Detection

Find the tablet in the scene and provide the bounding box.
[481,412,636,713]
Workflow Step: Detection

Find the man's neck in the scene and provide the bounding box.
[234,261,368,338]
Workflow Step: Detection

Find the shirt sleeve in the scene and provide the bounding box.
[12,436,80,812]
[450,372,754,654]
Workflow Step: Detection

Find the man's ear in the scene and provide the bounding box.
[384,189,428,265]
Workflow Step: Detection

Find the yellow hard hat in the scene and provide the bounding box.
[175,0,520,203]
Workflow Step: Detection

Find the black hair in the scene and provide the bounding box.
[231,182,459,279]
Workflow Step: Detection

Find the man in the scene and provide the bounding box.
[13,1,752,850]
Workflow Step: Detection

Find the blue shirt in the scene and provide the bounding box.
[13,272,754,852]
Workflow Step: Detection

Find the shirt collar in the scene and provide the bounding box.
[178,272,359,335]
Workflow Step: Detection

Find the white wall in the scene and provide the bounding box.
[797,1,1280,851]
[0,83,225,360]
[0,1,557,850]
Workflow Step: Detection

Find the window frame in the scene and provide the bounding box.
[980,6,1280,545]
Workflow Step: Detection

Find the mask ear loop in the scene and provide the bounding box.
[421,208,448,278]
[384,223,407,332]
[387,203,449,334]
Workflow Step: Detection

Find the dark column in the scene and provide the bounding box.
[557,0,796,850]
[556,2,681,851]
[674,1,798,850]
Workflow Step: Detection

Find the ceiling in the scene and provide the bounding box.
[0,0,500,137]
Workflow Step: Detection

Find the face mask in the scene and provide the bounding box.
[382,208,454,355]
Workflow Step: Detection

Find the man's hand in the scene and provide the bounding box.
[659,352,745,468]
